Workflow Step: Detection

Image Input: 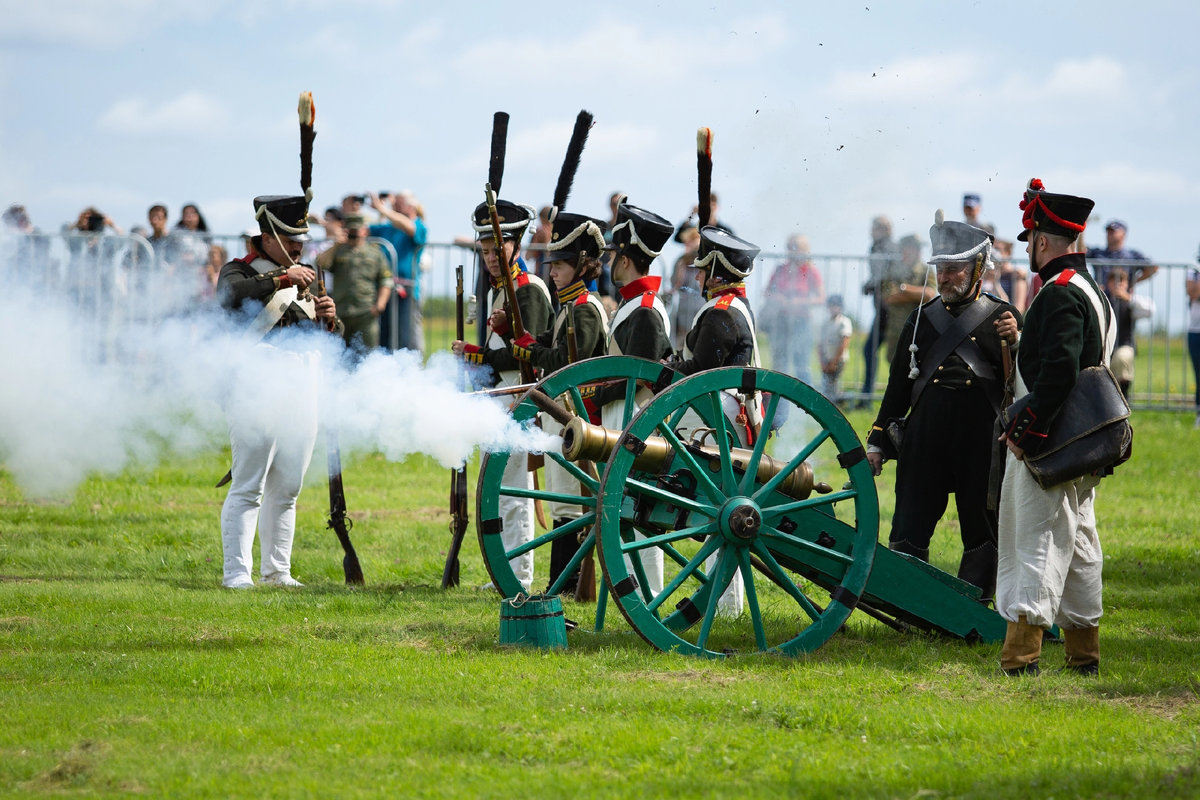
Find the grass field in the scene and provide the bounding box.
[1,410,1198,798]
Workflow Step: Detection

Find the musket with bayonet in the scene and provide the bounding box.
[442,264,470,589]
[484,182,536,385]
[299,90,364,585]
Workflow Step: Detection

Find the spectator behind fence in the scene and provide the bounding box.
[1188,261,1200,428]
[667,221,703,349]
[204,244,226,299]
[304,207,345,263]
[167,203,212,274]
[1087,219,1158,287]
[1103,267,1154,398]
[317,213,391,353]
[369,190,427,352]
[146,205,170,260]
[760,234,824,384]
[818,294,852,401]
[883,235,936,363]
[3,204,33,233]
[857,215,898,407]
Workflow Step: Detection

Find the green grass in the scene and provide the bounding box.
[1,411,1198,797]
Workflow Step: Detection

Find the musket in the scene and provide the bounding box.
[300,90,364,585]
[442,264,470,589]
[485,183,535,385]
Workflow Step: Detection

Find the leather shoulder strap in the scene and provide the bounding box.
[909,296,999,408]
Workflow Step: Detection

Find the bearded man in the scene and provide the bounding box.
[866,211,1020,598]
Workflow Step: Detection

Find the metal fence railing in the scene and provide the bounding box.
[5,231,1195,412]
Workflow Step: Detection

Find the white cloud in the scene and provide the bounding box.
[98,92,230,138]
[0,0,214,46]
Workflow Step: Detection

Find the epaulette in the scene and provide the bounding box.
[640,291,657,308]
[1054,268,1077,286]
[982,291,1004,302]
[515,272,530,288]
[715,294,736,310]
[234,253,256,265]
[573,291,589,306]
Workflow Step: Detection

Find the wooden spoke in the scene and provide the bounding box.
[760,525,854,565]
[760,490,857,522]
[655,421,725,505]
[647,537,722,612]
[738,391,781,495]
[624,477,717,518]
[704,392,738,495]
[620,521,717,553]
[568,386,586,419]
[751,429,831,503]
[695,547,735,652]
[545,450,600,493]
[546,529,595,597]
[499,484,596,509]
[735,548,768,652]
[751,540,823,624]
[505,513,595,559]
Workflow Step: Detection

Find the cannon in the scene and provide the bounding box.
[476,355,1007,657]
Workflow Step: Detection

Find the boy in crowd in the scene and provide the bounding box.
[817,294,852,401]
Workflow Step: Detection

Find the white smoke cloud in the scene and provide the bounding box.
[0,246,554,497]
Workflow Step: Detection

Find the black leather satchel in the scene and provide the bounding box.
[1002,365,1132,489]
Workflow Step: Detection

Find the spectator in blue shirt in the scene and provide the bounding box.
[1087,219,1158,287]
[368,190,427,351]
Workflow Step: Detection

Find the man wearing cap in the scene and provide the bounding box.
[667,225,763,617]
[591,200,675,597]
[216,194,341,589]
[451,198,552,591]
[509,210,610,593]
[866,211,1020,598]
[1087,219,1157,288]
[997,179,1113,676]
[316,213,392,352]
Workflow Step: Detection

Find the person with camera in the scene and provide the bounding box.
[369,190,427,352]
[215,194,341,590]
[316,213,391,352]
[996,181,1114,677]
[865,211,1020,600]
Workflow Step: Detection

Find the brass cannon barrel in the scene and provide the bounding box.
[561,418,831,501]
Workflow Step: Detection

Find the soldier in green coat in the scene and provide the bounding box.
[316,213,392,351]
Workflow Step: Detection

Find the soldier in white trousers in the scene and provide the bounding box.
[215,194,341,588]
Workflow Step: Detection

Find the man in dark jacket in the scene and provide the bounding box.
[997,179,1111,677]
[866,211,1020,597]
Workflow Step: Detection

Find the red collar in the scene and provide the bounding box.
[710,283,747,299]
[618,275,661,301]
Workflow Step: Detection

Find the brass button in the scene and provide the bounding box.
[966,379,972,386]
[937,366,943,371]
[971,336,976,341]
[933,379,939,384]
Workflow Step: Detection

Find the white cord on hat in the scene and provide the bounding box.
[610,218,663,259]
[692,247,751,278]
[546,218,606,254]
[471,202,538,237]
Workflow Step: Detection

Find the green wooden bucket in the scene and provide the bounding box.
[499,593,568,649]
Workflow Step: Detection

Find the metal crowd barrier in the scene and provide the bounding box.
[4,232,1194,412]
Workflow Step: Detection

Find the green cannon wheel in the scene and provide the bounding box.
[594,367,879,658]
[476,356,679,608]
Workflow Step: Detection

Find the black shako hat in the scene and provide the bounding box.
[608,201,673,267]
[929,214,993,263]
[472,199,535,241]
[254,195,311,242]
[693,226,759,279]
[546,211,607,264]
[1017,178,1094,242]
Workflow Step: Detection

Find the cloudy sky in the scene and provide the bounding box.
[2,0,1197,263]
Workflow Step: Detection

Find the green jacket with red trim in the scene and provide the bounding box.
[1004,252,1109,456]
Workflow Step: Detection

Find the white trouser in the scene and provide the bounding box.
[1111,345,1135,383]
[996,450,1103,629]
[706,545,744,618]
[499,450,534,591]
[220,348,319,587]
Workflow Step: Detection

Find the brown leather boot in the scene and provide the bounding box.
[1000,614,1044,675]
[1063,626,1100,676]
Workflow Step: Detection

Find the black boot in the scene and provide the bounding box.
[547,519,582,595]
[889,538,930,561]
[958,542,998,600]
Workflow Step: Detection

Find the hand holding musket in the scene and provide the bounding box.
[485,182,535,384]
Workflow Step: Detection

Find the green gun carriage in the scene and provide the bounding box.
[476,355,1007,658]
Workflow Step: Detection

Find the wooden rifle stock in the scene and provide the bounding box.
[313,262,365,585]
[485,183,535,384]
[443,265,470,589]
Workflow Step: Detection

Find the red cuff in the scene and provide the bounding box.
[491,316,511,336]
[276,273,293,290]
[462,343,482,355]
[514,333,536,349]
